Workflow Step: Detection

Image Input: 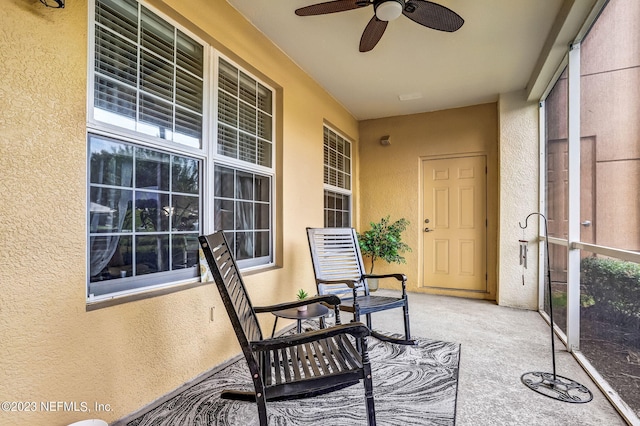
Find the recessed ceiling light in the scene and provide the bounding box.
[398,92,423,101]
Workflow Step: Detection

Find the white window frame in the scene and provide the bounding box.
[87,0,209,157]
[324,189,352,228]
[86,0,276,303]
[323,125,352,228]
[211,52,276,270]
[86,130,205,300]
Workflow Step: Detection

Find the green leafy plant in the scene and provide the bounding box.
[358,216,411,274]
[296,288,309,300]
[581,256,640,323]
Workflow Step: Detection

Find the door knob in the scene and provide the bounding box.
[424,228,434,232]
[581,220,591,227]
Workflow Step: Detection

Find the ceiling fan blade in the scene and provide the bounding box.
[402,0,464,32]
[359,16,388,52]
[295,0,369,16]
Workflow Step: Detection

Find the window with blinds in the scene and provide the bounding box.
[87,0,276,302]
[217,58,273,167]
[93,0,204,148]
[323,126,351,190]
[323,126,351,227]
[215,57,275,267]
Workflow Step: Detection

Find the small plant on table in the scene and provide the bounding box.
[296,288,309,311]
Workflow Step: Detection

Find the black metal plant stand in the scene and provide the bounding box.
[519,212,593,403]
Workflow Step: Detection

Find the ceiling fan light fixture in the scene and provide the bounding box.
[375,0,404,22]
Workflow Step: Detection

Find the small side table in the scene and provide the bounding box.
[271,303,330,338]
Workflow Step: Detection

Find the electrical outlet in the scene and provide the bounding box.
[210,306,215,322]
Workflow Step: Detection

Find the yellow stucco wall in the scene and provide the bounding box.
[357,103,499,300]
[0,1,358,424]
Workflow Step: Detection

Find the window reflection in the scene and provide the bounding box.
[545,243,567,334]
[576,0,640,415]
[88,134,200,287]
[135,192,169,232]
[213,165,271,262]
[545,68,568,241]
[324,190,350,228]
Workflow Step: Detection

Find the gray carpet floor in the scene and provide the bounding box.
[126,331,460,426]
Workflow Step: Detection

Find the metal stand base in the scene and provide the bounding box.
[519,213,593,404]
[521,371,593,403]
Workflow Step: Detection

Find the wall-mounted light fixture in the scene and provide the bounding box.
[380,135,391,146]
[40,0,65,8]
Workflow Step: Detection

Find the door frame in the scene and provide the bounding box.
[418,152,496,300]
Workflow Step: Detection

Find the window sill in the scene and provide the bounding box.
[86,279,208,311]
[85,264,282,311]
[241,263,281,277]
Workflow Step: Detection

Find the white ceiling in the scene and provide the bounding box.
[226,0,567,120]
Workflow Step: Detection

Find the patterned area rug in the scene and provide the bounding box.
[126,330,460,426]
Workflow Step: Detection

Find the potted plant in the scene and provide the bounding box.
[358,216,411,291]
[296,288,309,311]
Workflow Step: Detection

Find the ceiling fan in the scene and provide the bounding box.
[295,0,464,52]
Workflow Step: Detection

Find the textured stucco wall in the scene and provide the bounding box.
[358,104,499,300]
[497,90,540,309]
[358,94,541,308]
[0,1,358,424]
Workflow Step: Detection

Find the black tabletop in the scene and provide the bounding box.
[272,303,329,320]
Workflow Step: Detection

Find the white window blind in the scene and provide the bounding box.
[323,126,351,190]
[323,126,352,227]
[217,58,273,167]
[215,57,275,267]
[93,0,204,148]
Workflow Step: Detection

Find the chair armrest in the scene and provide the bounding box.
[316,278,362,289]
[250,322,371,351]
[363,273,406,281]
[253,294,341,313]
[363,273,407,292]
